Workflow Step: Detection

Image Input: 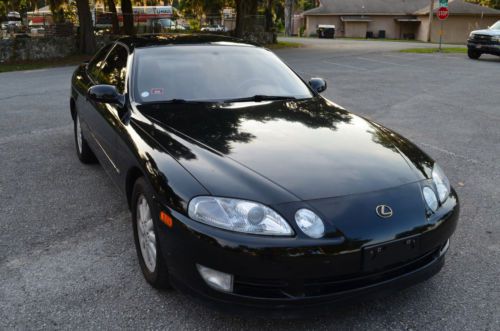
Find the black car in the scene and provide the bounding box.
[467,20,500,59]
[70,34,459,312]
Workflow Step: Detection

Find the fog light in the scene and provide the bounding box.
[196,264,233,292]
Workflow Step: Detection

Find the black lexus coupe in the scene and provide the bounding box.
[70,35,459,312]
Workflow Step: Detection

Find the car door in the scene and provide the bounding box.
[85,43,129,185]
[76,43,113,138]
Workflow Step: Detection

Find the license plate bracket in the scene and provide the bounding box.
[363,236,421,272]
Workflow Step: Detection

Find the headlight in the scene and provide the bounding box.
[188,196,293,236]
[295,209,325,238]
[432,164,450,203]
[469,32,475,39]
[423,186,438,212]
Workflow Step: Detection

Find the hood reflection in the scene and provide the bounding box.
[139,97,352,156]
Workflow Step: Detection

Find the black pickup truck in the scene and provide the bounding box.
[467,20,500,59]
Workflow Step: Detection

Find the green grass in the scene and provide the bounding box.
[265,41,303,49]
[399,47,467,54]
[0,54,91,73]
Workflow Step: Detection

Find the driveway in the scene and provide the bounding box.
[1,39,499,330]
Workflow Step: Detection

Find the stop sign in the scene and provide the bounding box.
[437,7,449,20]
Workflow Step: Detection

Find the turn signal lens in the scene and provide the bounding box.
[160,211,173,228]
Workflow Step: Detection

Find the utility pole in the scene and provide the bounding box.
[427,0,434,42]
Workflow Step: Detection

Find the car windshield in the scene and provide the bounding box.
[133,44,313,103]
[490,21,500,30]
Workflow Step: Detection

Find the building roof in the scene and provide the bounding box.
[414,0,500,15]
[303,0,430,16]
[303,0,500,16]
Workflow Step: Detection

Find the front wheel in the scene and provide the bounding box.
[467,48,481,59]
[132,177,171,289]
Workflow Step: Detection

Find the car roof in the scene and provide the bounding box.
[116,34,259,51]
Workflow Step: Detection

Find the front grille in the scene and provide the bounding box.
[233,246,441,299]
[471,34,495,45]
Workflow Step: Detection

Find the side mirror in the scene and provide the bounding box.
[309,78,327,93]
[87,84,125,107]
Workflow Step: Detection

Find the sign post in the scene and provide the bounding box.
[437,0,449,52]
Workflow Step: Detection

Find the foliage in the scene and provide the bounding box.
[0,0,37,17]
[466,0,500,9]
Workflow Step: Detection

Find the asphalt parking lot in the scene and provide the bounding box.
[1,38,499,330]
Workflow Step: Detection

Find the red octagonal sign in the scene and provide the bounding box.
[437,7,449,20]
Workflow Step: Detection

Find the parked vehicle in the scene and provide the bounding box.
[317,24,335,39]
[151,18,186,32]
[467,20,500,59]
[70,34,459,313]
[1,12,24,32]
[201,24,226,32]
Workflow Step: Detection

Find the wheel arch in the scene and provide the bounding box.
[70,97,76,121]
[126,166,145,210]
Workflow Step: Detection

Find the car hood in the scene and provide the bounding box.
[139,97,432,202]
[471,29,500,36]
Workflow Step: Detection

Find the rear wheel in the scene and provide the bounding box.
[467,48,481,59]
[132,177,171,289]
[74,112,96,163]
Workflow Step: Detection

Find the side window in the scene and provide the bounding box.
[98,45,129,93]
[87,44,113,80]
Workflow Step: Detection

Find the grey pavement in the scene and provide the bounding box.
[1,39,499,330]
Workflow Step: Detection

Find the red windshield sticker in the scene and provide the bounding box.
[151,88,164,96]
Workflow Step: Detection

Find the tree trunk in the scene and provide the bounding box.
[235,0,258,37]
[107,0,119,34]
[265,0,273,32]
[284,0,293,36]
[75,0,97,54]
[121,0,135,35]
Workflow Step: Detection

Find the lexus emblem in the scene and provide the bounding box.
[376,205,393,218]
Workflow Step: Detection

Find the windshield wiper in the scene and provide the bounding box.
[223,95,296,103]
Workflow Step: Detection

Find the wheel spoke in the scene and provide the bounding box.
[136,194,157,273]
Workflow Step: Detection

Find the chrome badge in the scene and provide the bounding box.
[376,205,393,218]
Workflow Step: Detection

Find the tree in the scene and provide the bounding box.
[106,0,119,34]
[283,0,292,36]
[234,0,258,37]
[264,0,273,31]
[466,0,500,9]
[48,0,65,23]
[121,0,134,35]
[75,0,96,54]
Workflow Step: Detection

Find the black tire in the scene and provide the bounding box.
[74,112,97,164]
[467,48,481,60]
[131,177,171,289]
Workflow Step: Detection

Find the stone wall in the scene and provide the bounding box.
[0,36,77,62]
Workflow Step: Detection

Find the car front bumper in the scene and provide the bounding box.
[467,41,500,56]
[155,193,459,312]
